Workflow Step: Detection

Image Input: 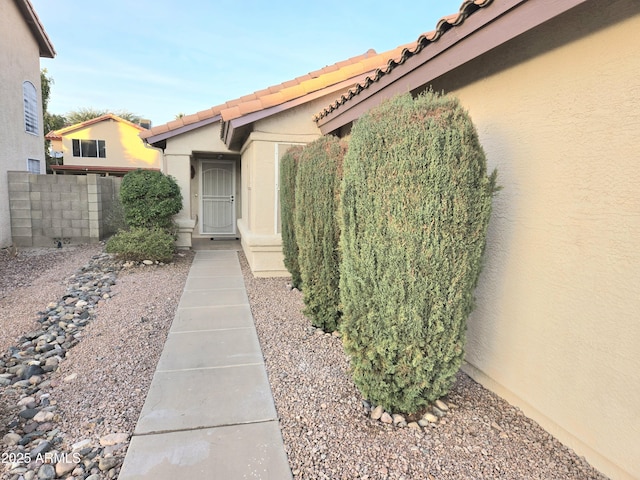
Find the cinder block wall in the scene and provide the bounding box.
[98,176,122,238]
[8,172,122,247]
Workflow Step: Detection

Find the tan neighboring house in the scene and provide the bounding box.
[46,114,161,176]
[315,1,640,479]
[140,48,408,276]
[0,0,55,248]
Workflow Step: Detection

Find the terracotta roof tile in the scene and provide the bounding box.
[237,99,264,116]
[16,0,56,58]
[252,87,271,97]
[143,6,499,142]
[239,93,259,103]
[166,118,187,130]
[141,47,402,140]
[260,92,287,109]
[194,110,207,121]
[220,106,241,120]
[150,124,170,135]
[314,0,493,122]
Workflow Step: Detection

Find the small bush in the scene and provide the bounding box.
[295,135,346,332]
[280,145,304,289]
[106,227,175,262]
[339,91,497,413]
[120,169,182,231]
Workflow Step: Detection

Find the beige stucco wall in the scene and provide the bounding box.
[428,4,639,479]
[236,97,333,276]
[58,119,161,170]
[0,0,46,247]
[161,96,337,274]
[162,122,237,246]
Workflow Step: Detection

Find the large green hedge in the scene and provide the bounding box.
[295,136,346,332]
[280,145,304,289]
[339,91,497,413]
[120,169,182,231]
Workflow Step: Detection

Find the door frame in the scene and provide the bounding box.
[199,159,237,236]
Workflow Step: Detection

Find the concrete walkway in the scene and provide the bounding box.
[118,249,293,479]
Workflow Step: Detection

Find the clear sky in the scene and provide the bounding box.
[31,1,463,127]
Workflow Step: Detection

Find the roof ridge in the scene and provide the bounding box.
[46,113,145,140]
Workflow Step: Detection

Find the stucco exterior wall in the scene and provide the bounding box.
[162,122,237,246]
[429,5,640,479]
[57,119,161,169]
[236,97,341,275]
[0,0,46,247]
[161,96,334,274]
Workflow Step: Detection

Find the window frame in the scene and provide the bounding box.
[72,139,107,158]
[23,81,39,135]
[27,158,41,174]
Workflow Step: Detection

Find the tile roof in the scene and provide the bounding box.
[14,0,55,58]
[141,48,410,141]
[46,114,146,141]
[313,0,493,122]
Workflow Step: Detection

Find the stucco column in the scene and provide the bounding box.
[164,153,195,248]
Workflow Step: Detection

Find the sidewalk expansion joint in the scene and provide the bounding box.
[177,304,249,310]
[132,418,279,438]
[169,326,253,334]
[156,362,263,373]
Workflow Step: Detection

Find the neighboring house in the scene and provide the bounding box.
[0,0,55,248]
[140,48,408,276]
[314,1,640,479]
[46,114,162,176]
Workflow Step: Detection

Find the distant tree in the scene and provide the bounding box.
[41,69,65,172]
[65,107,142,126]
[175,113,185,119]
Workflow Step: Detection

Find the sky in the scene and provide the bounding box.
[31,1,463,127]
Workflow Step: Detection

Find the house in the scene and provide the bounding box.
[140,47,409,276]
[46,114,162,176]
[314,1,640,479]
[0,0,55,248]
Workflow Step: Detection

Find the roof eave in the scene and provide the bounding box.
[15,0,56,58]
[223,71,378,149]
[316,0,590,134]
[142,115,222,147]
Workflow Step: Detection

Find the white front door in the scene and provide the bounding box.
[201,161,236,235]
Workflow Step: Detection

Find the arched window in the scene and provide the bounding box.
[23,81,38,134]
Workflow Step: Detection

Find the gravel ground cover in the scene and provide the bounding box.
[1,245,608,479]
[0,245,193,479]
[240,254,608,480]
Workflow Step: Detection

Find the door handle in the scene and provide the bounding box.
[230,195,235,203]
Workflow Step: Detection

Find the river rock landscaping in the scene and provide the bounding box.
[0,245,192,480]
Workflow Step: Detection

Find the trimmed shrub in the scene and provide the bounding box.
[339,91,497,413]
[106,227,175,262]
[295,136,346,332]
[120,169,182,231]
[279,145,304,289]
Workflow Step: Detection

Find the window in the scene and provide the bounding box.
[27,158,41,174]
[72,139,106,158]
[23,81,38,134]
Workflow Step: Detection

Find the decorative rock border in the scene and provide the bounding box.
[0,253,131,480]
[364,397,455,431]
